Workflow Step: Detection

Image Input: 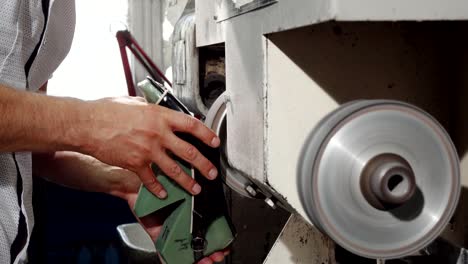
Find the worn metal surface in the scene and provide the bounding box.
[196,1,226,47]
[172,12,210,115]
[216,0,277,22]
[264,214,335,264]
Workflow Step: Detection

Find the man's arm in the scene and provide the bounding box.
[0,84,88,152]
[32,151,138,199]
[0,84,220,198]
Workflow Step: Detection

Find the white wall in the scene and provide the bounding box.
[47,0,129,100]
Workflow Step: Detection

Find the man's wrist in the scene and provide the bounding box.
[59,98,99,154]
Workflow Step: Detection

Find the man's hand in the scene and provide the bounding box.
[82,97,221,199]
[33,151,229,264]
[119,169,229,264]
[0,85,217,199]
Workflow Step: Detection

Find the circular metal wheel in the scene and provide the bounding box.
[298,100,460,259]
[204,92,256,198]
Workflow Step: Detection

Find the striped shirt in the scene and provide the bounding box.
[0,0,76,263]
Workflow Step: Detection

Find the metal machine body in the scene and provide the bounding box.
[196,0,468,216]
[121,1,468,263]
[193,1,468,263]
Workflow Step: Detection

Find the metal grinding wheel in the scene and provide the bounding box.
[204,92,256,198]
[298,100,460,259]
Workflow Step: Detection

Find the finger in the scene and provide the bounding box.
[137,166,167,198]
[153,152,201,195]
[168,112,220,148]
[197,257,213,264]
[209,252,225,262]
[164,134,218,180]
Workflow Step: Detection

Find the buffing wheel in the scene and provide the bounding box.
[204,92,255,198]
[298,100,460,259]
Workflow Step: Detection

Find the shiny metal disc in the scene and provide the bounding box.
[205,92,255,198]
[298,100,460,259]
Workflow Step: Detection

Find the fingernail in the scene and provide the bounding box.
[192,183,202,194]
[158,190,167,199]
[211,137,220,147]
[209,168,218,179]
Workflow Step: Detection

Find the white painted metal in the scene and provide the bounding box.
[197,0,468,46]
[265,35,338,219]
[196,0,225,47]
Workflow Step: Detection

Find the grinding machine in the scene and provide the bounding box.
[119,0,468,263]
[202,88,460,262]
